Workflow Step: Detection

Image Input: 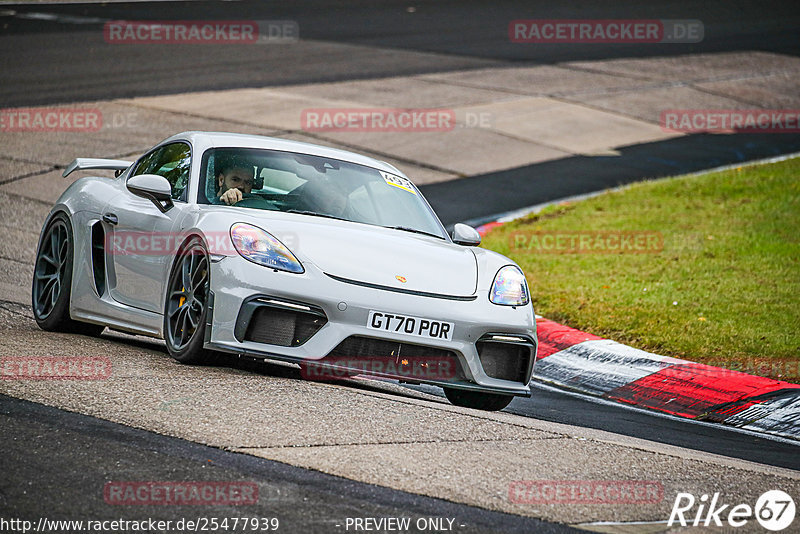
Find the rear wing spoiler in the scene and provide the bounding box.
[62,158,133,178]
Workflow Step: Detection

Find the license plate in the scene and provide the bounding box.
[367,310,454,341]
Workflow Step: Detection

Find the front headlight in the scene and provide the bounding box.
[230,223,303,273]
[490,265,529,306]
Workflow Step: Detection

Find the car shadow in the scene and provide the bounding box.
[99,327,448,405]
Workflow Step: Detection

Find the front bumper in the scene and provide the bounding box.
[205,256,537,397]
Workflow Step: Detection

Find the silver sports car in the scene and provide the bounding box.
[33,132,537,410]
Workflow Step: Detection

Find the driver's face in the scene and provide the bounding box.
[218,167,255,194]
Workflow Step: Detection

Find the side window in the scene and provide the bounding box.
[131,142,191,201]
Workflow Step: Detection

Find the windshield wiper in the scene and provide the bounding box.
[384,225,446,240]
[287,209,349,222]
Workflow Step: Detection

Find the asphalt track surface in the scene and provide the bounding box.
[408,382,800,472]
[2,0,800,528]
[1,0,799,106]
[429,133,800,226]
[0,394,575,533]
[3,1,800,224]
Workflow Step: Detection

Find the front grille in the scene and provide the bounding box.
[476,340,531,383]
[324,336,465,382]
[244,306,326,347]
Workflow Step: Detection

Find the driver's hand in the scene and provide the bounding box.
[219,188,243,205]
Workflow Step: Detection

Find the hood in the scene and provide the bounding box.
[233,212,479,297]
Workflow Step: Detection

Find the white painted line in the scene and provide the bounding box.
[14,11,107,24]
[0,0,212,4]
[577,520,670,526]
[681,150,800,178]
[469,150,800,229]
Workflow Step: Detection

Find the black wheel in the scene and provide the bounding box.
[444,387,514,411]
[32,213,104,335]
[164,238,215,364]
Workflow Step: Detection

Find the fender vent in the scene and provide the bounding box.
[90,222,106,296]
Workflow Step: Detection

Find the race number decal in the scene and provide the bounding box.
[380,171,417,195]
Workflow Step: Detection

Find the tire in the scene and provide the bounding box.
[31,212,104,336]
[163,237,215,365]
[443,387,514,411]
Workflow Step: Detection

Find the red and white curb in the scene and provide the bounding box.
[533,318,800,440]
[474,153,800,440]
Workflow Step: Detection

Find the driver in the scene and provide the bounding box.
[218,161,255,205]
[215,156,275,210]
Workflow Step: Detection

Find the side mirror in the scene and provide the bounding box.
[127,174,174,213]
[452,223,481,246]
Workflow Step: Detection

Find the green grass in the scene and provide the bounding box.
[481,157,800,380]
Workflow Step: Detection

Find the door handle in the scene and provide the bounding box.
[102,213,118,225]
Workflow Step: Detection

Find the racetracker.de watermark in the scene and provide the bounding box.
[104,231,298,257]
[509,480,664,504]
[661,109,800,133]
[104,481,258,506]
[301,108,456,132]
[0,108,102,132]
[103,20,298,44]
[711,359,800,380]
[0,357,111,380]
[509,19,703,43]
[661,359,800,381]
[510,231,663,254]
[300,356,458,381]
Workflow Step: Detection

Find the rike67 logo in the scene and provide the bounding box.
[669,490,795,531]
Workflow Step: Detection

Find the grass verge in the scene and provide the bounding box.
[481,157,800,381]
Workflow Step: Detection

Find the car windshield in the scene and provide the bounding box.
[199,147,447,239]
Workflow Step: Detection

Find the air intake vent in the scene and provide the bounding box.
[324,336,465,382]
[238,298,327,347]
[476,336,533,383]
